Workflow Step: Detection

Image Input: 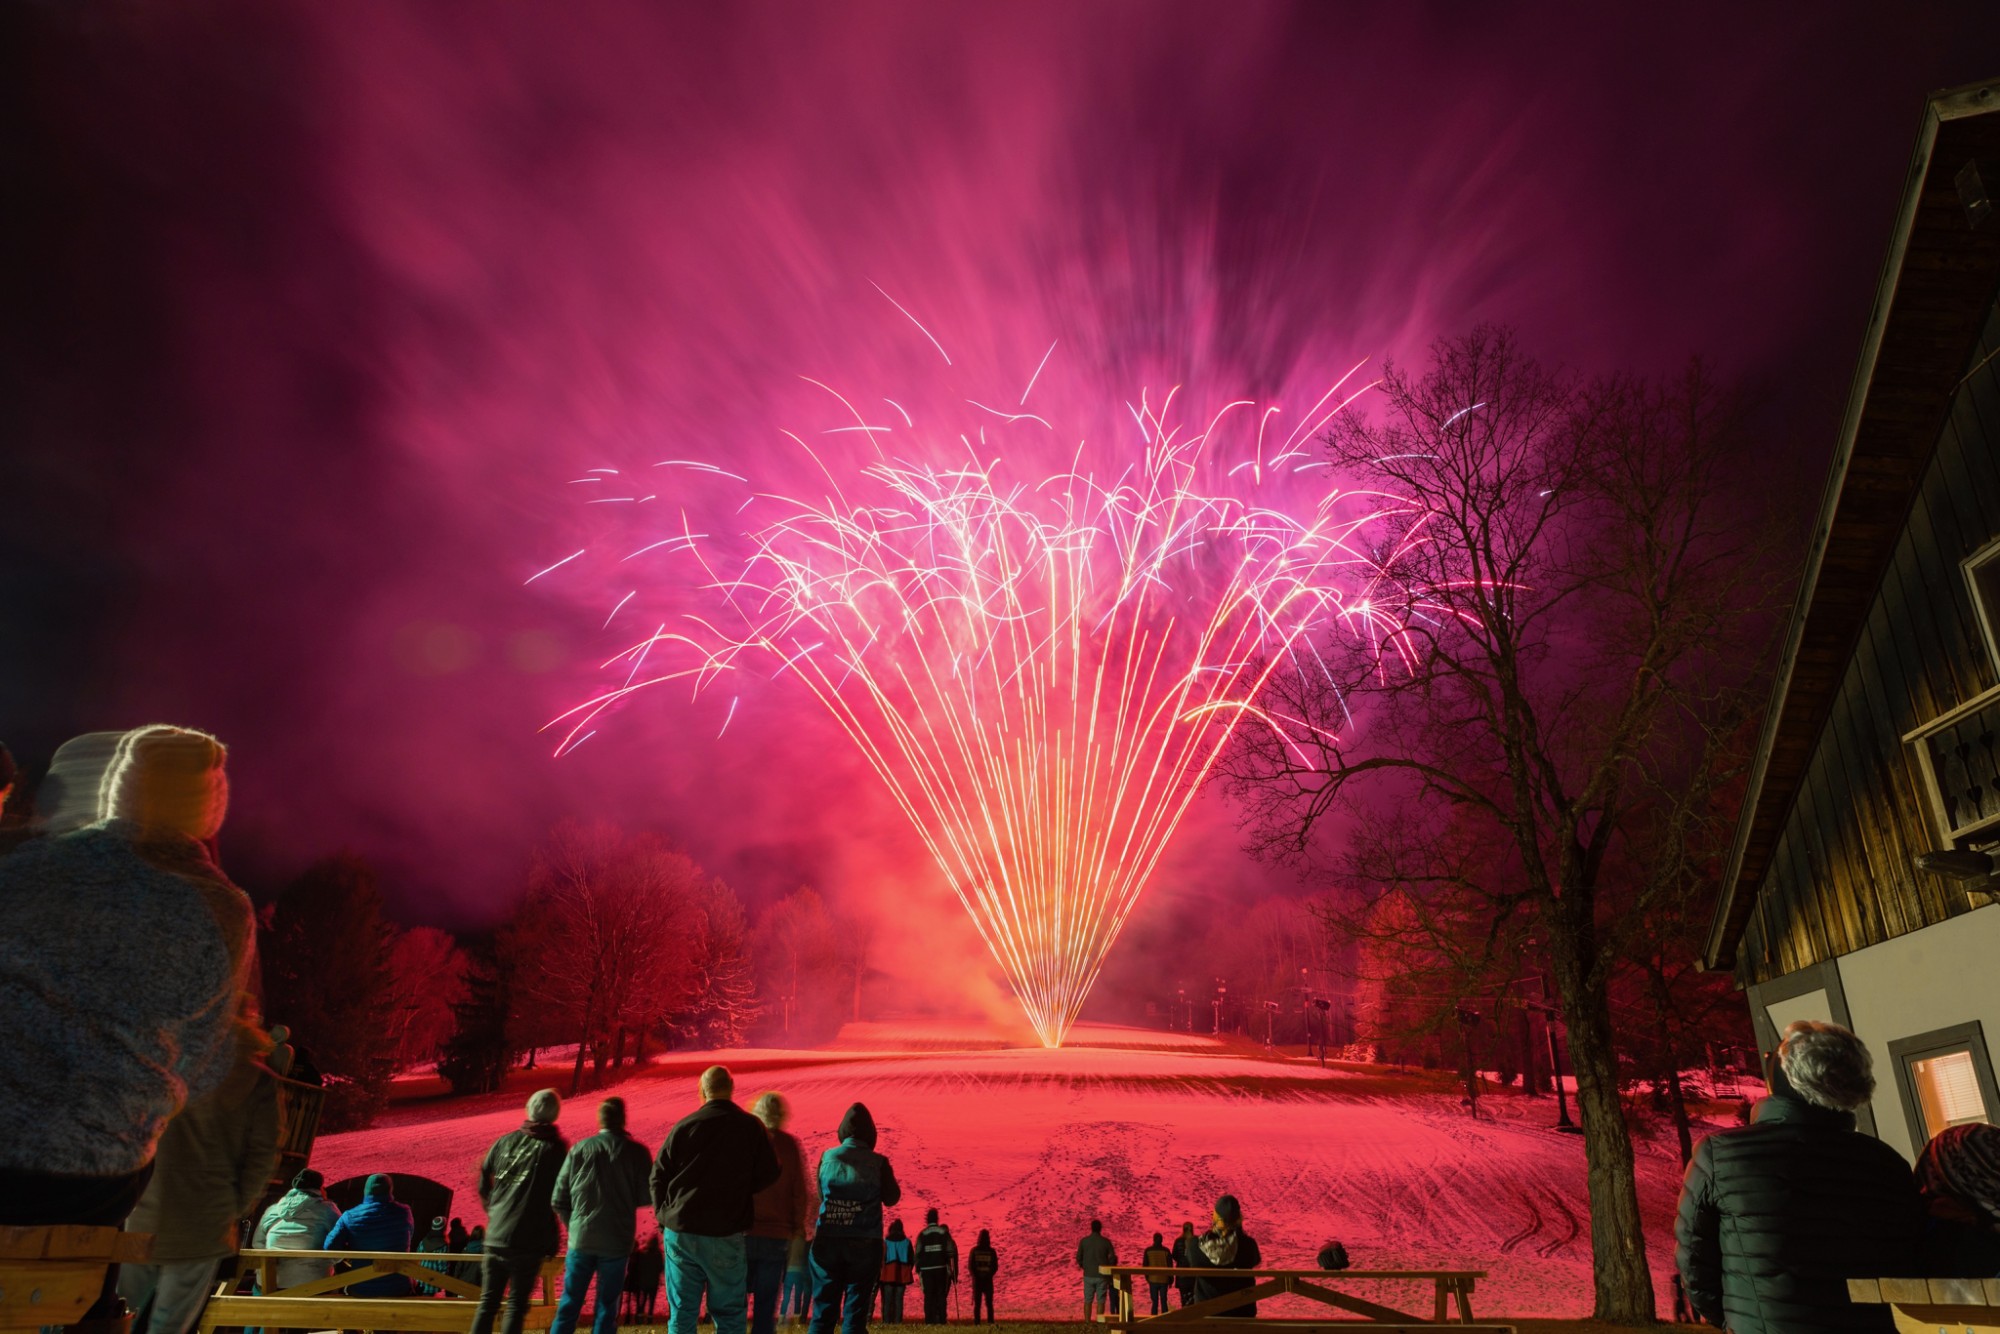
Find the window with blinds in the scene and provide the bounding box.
[1912,1049,1990,1141]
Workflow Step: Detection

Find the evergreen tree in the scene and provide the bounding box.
[438,935,516,1095]
[262,853,400,1129]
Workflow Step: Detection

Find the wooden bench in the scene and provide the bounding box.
[1849,1277,2000,1334]
[1098,1266,1512,1332]
[199,1249,563,1334]
[0,1225,153,1334]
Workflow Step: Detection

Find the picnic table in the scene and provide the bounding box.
[198,1248,563,1334]
[1849,1277,2000,1334]
[1098,1265,1513,1332]
[0,1225,152,1334]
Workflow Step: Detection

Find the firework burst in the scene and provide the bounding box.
[542,356,1413,1047]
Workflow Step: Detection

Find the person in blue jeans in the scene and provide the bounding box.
[808,1103,901,1334]
[552,1096,655,1334]
[780,1239,810,1323]
[651,1067,781,1334]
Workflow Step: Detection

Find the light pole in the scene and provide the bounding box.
[1521,939,1578,1134]
[1213,980,1226,1035]
[1538,973,1578,1132]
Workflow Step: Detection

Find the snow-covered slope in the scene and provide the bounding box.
[319,1023,1701,1319]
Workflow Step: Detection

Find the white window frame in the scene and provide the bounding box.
[1903,685,2000,847]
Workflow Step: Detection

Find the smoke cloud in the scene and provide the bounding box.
[6,2,1997,1020]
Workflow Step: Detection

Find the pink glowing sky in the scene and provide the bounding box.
[7,3,1998,1004]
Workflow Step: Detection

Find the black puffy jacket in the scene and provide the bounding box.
[1675,1092,1922,1334]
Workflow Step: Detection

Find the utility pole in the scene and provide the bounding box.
[1538,972,1578,1132]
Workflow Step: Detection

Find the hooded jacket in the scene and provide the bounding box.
[1183,1228,1261,1315]
[252,1187,342,1288]
[125,1025,281,1262]
[326,1178,416,1296]
[1675,1090,1923,1334]
[750,1125,812,1241]
[480,1121,569,1256]
[0,822,251,1176]
[651,1096,781,1237]
[553,1127,654,1255]
[813,1104,901,1239]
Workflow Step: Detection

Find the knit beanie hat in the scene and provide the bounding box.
[527,1088,561,1124]
[39,731,127,833]
[1916,1123,2000,1226]
[102,725,229,840]
[365,1173,395,1199]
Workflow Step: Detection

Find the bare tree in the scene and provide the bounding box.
[511,821,695,1095]
[1222,328,1771,1322]
[756,887,839,1042]
[670,875,759,1047]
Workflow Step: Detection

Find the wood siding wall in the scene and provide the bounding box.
[1739,295,2000,986]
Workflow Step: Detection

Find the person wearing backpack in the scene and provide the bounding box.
[912,1209,956,1325]
[965,1231,997,1323]
[877,1219,913,1322]
[472,1089,569,1334]
[1141,1233,1174,1315]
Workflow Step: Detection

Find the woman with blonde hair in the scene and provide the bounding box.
[749,1092,811,1334]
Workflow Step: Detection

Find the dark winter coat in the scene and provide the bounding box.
[1183,1229,1262,1315]
[915,1223,957,1278]
[479,1121,569,1256]
[1921,1215,2000,1279]
[1675,1091,1924,1334]
[750,1126,811,1241]
[1142,1244,1174,1279]
[813,1103,901,1239]
[1075,1231,1115,1275]
[552,1128,653,1256]
[651,1097,781,1237]
[325,1188,416,1296]
[968,1243,997,1281]
[1170,1235,1196,1292]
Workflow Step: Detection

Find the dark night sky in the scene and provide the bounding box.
[5,2,1999,1006]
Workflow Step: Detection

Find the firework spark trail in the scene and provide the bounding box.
[542,366,1423,1047]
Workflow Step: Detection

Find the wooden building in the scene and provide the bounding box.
[1706,77,2000,1161]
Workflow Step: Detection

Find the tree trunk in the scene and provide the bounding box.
[634,1026,649,1068]
[1667,1063,1694,1166]
[1552,924,1657,1324]
[569,1039,588,1097]
[1522,1008,1548,1095]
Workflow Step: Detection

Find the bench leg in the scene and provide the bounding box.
[1434,1280,1449,1322]
[1455,1279,1475,1322]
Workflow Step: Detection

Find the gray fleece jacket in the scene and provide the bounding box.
[0,821,253,1175]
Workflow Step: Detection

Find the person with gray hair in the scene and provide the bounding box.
[1675,1020,1924,1334]
[652,1066,781,1334]
[472,1090,568,1334]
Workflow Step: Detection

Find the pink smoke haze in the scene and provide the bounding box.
[8,4,1999,1005]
